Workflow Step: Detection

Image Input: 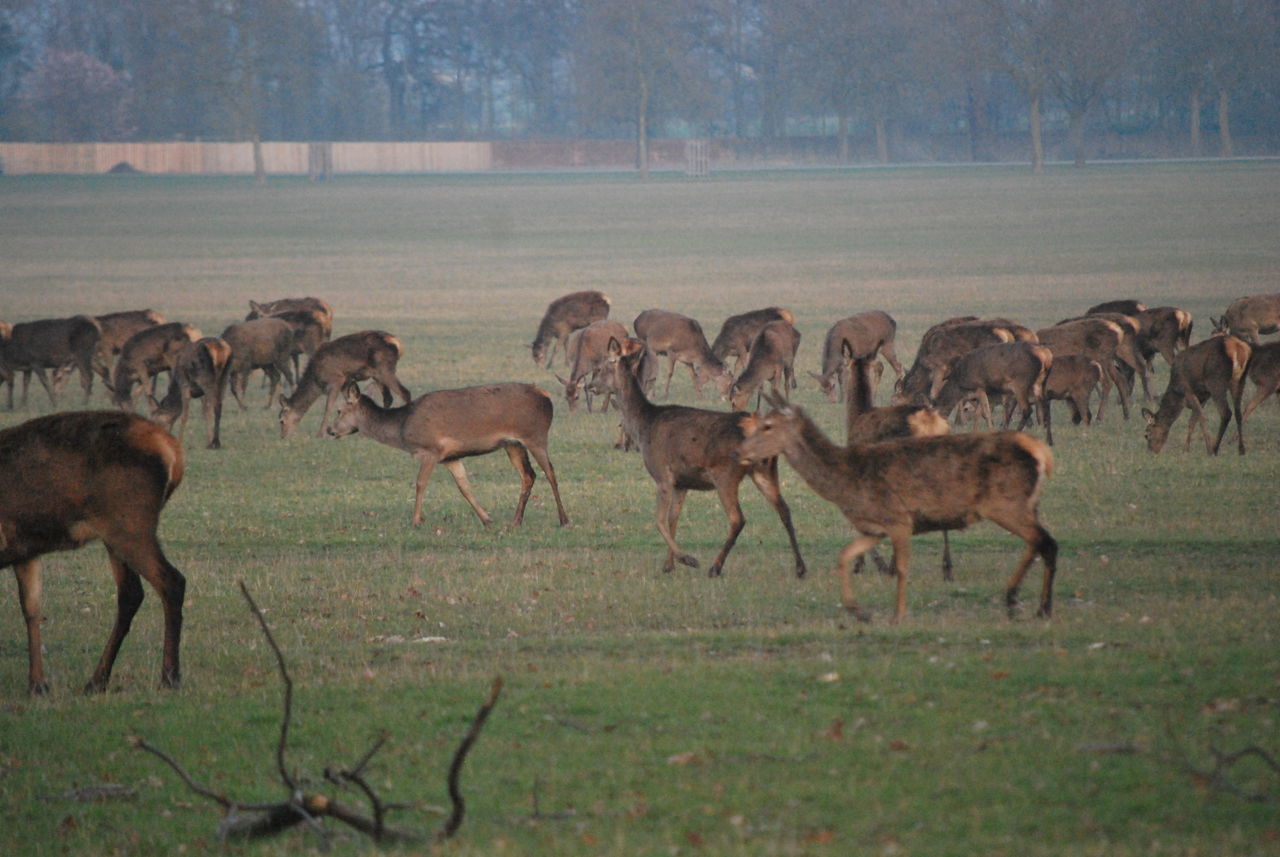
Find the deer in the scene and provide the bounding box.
[555,319,630,412]
[893,319,1013,406]
[327,383,569,528]
[1120,306,1193,371]
[1042,354,1104,429]
[247,296,334,326]
[1241,341,1280,421]
[1213,293,1280,345]
[1063,311,1151,401]
[1035,318,1131,420]
[247,301,333,378]
[147,337,232,449]
[530,290,611,367]
[632,309,734,399]
[1,316,103,409]
[606,336,806,579]
[931,341,1053,442]
[728,319,801,411]
[737,393,1057,624]
[811,311,906,402]
[221,317,297,409]
[278,330,411,437]
[93,309,165,382]
[1,410,186,694]
[1087,299,1146,316]
[0,321,10,403]
[1142,335,1250,455]
[710,307,795,373]
[110,322,201,410]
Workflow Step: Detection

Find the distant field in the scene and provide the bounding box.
[1,164,1278,856]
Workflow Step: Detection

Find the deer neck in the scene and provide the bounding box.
[615,358,659,440]
[779,414,859,505]
[353,397,412,448]
[283,367,325,411]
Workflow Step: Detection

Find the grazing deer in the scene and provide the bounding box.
[811,311,906,402]
[1036,318,1130,420]
[728,319,801,411]
[530,290,611,367]
[738,394,1057,623]
[328,383,569,528]
[148,337,233,449]
[278,330,411,437]
[1066,311,1151,401]
[1129,307,1193,370]
[1241,341,1280,420]
[247,296,334,326]
[556,319,630,412]
[221,317,296,409]
[710,307,795,373]
[110,322,201,410]
[1043,354,1104,428]
[893,319,1013,405]
[1,411,186,694]
[931,342,1053,442]
[1087,299,1146,316]
[94,309,165,381]
[1143,335,1250,455]
[1213,293,1280,345]
[2,316,103,408]
[632,309,734,399]
[606,337,806,578]
[247,301,333,379]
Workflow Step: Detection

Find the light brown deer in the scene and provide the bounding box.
[556,319,630,412]
[1035,318,1130,420]
[1,411,186,694]
[710,306,795,373]
[738,394,1057,623]
[1143,335,1250,455]
[632,309,734,399]
[1213,293,1280,344]
[221,317,296,409]
[1043,354,1104,428]
[148,337,233,449]
[278,330,411,437]
[530,290,611,367]
[110,322,201,409]
[1241,341,1280,420]
[2,316,103,408]
[606,336,806,578]
[728,319,801,411]
[328,383,569,528]
[811,311,905,402]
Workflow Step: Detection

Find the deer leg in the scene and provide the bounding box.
[707,477,745,578]
[835,534,881,621]
[102,531,185,692]
[748,463,807,578]
[1242,383,1276,421]
[655,485,696,572]
[230,371,250,411]
[526,444,570,525]
[442,459,493,526]
[409,453,440,526]
[503,444,536,526]
[881,342,906,380]
[31,367,59,407]
[1111,363,1132,419]
[940,531,955,581]
[316,387,341,437]
[662,357,677,398]
[886,530,914,625]
[990,516,1057,619]
[177,386,194,442]
[13,560,48,695]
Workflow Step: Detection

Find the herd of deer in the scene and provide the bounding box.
[1,288,1278,694]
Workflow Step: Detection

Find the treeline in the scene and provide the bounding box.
[1,0,1278,169]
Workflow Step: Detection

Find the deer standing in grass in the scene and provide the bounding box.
[530,290,611,367]
[2,316,103,408]
[728,319,801,411]
[221,317,296,409]
[327,383,569,528]
[93,309,165,382]
[110,322,201,410]
[606,337,806,578]
[148,337,233,449]
[738,393,1057,623]
[632,309,734,399]
[278,330,411,437]
[1142,335,1250,455]
[710,307,795,374]
[1241,341,1280,420]
[1,411,186,694]
[556,319,630,412]
[1213,293,1280,345]
[811,311,905,402]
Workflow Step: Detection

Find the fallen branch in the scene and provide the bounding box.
[1165,714,1279,804]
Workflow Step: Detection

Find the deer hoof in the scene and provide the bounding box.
[794,562,807,579]
[707,563,722,578]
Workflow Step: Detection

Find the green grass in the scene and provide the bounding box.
[0,164,1278,856]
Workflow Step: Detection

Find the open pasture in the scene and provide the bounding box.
[0,164,1278,856]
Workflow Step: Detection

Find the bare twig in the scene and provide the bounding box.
[238,581,297,794]
[437,675,505,841]
[1164,713,1279,804]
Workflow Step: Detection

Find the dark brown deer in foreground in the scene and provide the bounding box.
[278,330,411,436]
[710,306,795,373]
[1241,341,1280,420]
[1143,335,1250,455]
[738,394,1057,623]
[556,319,630,412]
[606,337,806,578]
[221,317,296,409]
[148,337,233,449]
[1213,293,1280,344]
[728,319,801,411]
[530,290,611,367]
[328,383,569,528]
[110,322,201,409]
[1,411,186,694]
[2,315,103,408]
[632,309,734,399]
[811,311,905,402]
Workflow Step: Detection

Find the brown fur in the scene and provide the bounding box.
[2,315,103,408]
[893,320,1013,405]
[811,311,905,402]
[1213,293,1280,344]
[729,319,801,411]
[110,322,200,409]
[221,317,297,409]
[632,309,733,399]
[531,290,611,367]
[932,341,1053,442]
[1043,354,1104,427]
[279,330,411,437]
[710,307,795,373]
[1035,318,1130,420]
[149,337,233,449]
[94,309,165,378]
[1241,341,1280,420]
[247,296,334,324]
[556,319,630,412]
[1143,335,1250,455]
[1130,306,1193,369]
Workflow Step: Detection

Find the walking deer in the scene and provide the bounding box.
[606,337,806,578]
[2,316,103,408]
[811,311,905,402]
[728,319,801,411]
[1213,293,1280,344]
[328,383,569,528]
[278,330,411,437]
[110,322,201,410]
[556,319,630,412]
[738,394,1057,623]
[1,411,186,694]
[148,337,233,449]
[221,317,296,409]
[1143,335,1250,455]
[710,307,795,373]
[530,290,611,367]
[632,309,734,399]
[1241,341,1280,420]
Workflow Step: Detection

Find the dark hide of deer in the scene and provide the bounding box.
[1143,335,1250,455]
[1,411,186,694]
[279,330,411,437]
[1035,318,1130,420]
[247,296,334,325]
[931,342,1053,443]
[632,309,734,399]
[728,319,801,411]
[1043,354,1104,428]
[607,337,806,578]
[327,383,569,528]
[738,394,1057,624]
[1213,293,1280,345]
[710,307,795,373]
[221,317,297,410]
[1131,307,1193,370]
[2,316,103,409]
[94,309,165,381]
[811,311,905,402]
[0,321,10,403]
[1241,341,1280,421]
[893,320,1013,406]
[556,319,629,412]
[1087,299,1147,316]
[148,337,233,449]
[530,290,611,367]
[111,322,201,410]
[1065,311,1151,401]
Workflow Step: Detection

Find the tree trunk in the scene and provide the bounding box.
[636,78,650,180]
[1189,85,1202,157]
[874,116,889,164]
[1068,107,1086,167]
[252,133,266,186]
[837,113,850,163]
[1217,87,1233,158]
[1029,91,1045,174]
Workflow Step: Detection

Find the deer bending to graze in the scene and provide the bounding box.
[1043,354,1104,428]
[94,309,165,381]
[632,309,734,399]
[2,316,103,409]
[148,337,232,449]
[328,383,569,528]
[278,330,411,437]
[893,319,1013,406]
[221,317,296,410]
[110,322,201,410]
[1143,335,1250,455]
[1088,299,1147,316]
[931,342,1053,443]
[556,319,630,412]
[1213,293,1280,345]
[1065,311,1151,401]
[1126,307,1193,370]
[530,290,611,368]
[607,337,806,578]
[247,296,334,325]
[728,319,801,411]
[1241,342,1280,420]
[711,307,795,373]
[247,301,333,378]
[1035,318,1130,420]
[738,394,1057,624]
[811,311,905,402]
[1,411,186,694]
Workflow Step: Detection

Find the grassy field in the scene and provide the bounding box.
[0,164,1278,856]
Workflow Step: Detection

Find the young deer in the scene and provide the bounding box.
[1043,354,1104,428]
[728,319,801,411]
[328,383,569,528]
[606,336,806,578]
[556,319,630,412]
[148,337,233,449]
[278,330,411,437]
[811,311,905,402]
[530,290,611,367]
[738,393,1057,623]
[1,411,186,694]
[1142,335,1250,455]
[710,306,795,373]
[931,341,1053,441]
[632,309,734,399]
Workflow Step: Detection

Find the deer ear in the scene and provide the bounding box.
[607,337,622,358]
[1141,408,1156,425]
[841,338,855,359]
[340,382,361,403]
